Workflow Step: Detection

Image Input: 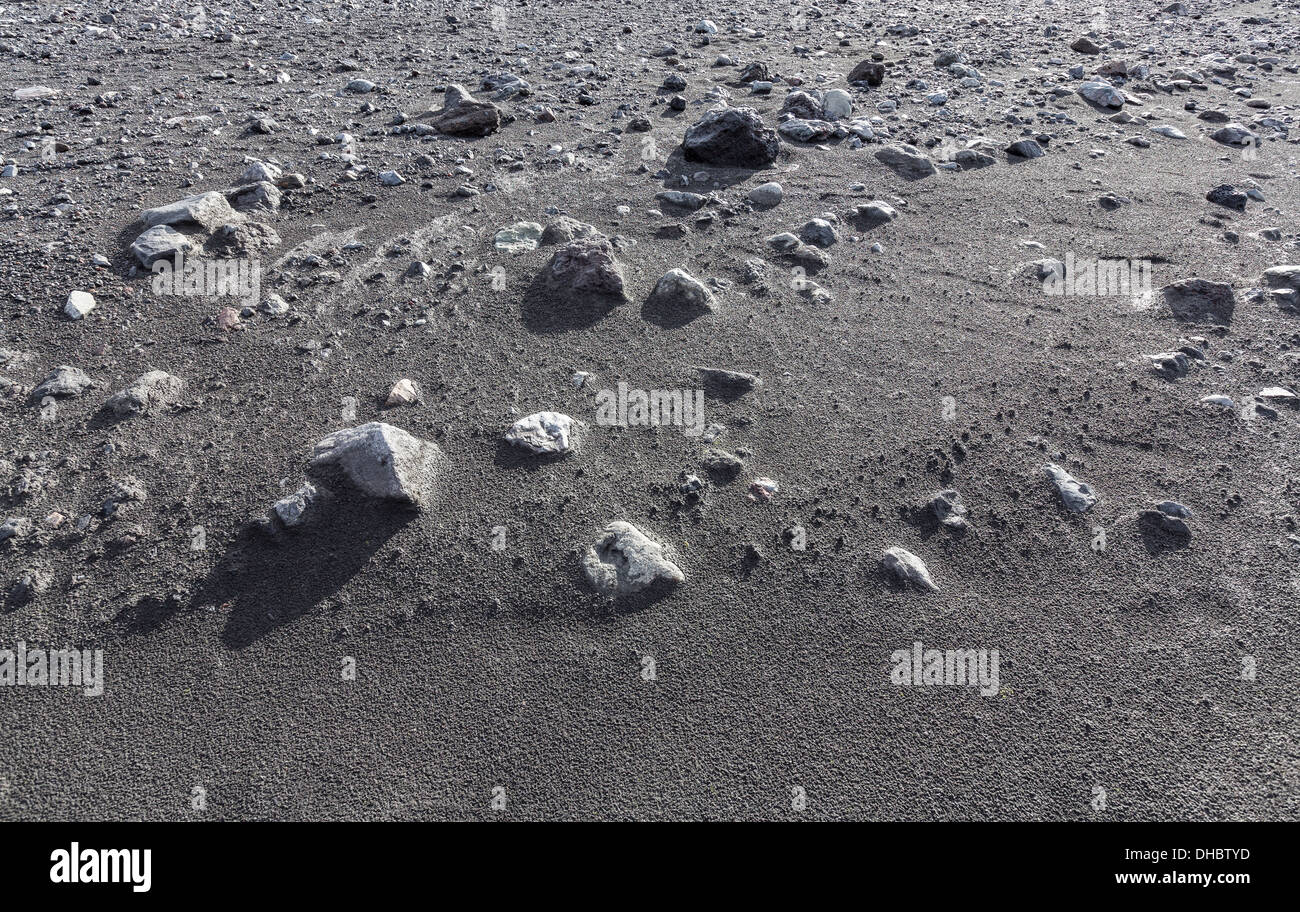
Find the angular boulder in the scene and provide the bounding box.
[307,422,442,505]
[581,521,685,597]
[682,107,780,168]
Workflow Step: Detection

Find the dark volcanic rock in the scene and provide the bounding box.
[682,107,780,168]
[1161,278,1235,324]
[848,60,886,86]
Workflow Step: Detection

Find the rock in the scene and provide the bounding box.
[1160,278,1235,324]
[64,291,96,320]
[646,268,717,314]
[799,218,839,247]
[141,191,238,231]
[494,221,543,252]
[875,144,937,179]
[504,411,578,455]
[105,371,183,417]
[0,517,33,543]
[345,78,376,94]
[1070,36,1102,54]
[418,85,502,137]
[32,366,94,399]
[697,367,762,396]
[927,489,969,531]
[1150,351,1192,379]
[778,119,835,143]
[1078,81,1124,107]
[581,521,684,598]
[848,60,886,86]
[848,200,896,228]
[1261,265,1300,292]
[271,482,328,529]
[545,237,629,302]
[682,107,780,168]
[1140,500,1193,537]
[702,448,744,481]
[13,86,58,101]
[747,181,784,206]
[747,477,779,503]
[1211,123,1258,146]
[240,160,281,183]
[307,422,442,505]
[384,378,421,407]
[1150,125,1187,139]
[1006,139,1045,159]
[541,217,597,245]
[656,190,710,211]
[1044,463,1096,512]
[955,148,996,169]
[378,170,405,186]
[780,91,825,121]
[1206,185,1247,211]
[738,62,770,84]
[823,89,853,120]
[131,226,194,266]
[882,547,939,591]
[229,181,281,213]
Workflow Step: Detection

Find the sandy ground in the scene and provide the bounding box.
[1,0,1298,819]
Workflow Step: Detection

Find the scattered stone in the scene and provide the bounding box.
[504,411,578,455]
[105,371,183,417]
[581,521,684,597]
[141,191,238,231]
[545,237,629,302]
[308,422,442,505]
[882,547,939,592]
[418,84,502,137]
[1140,500,1193,537]
[384,378,421,407]
[32,366,94,400]
[272,482,328,529]
[646,268,717,314]
[1160,278,1235,324]
[747,182,784,206]
[927,489,969,531]
[1006,138,1045,159]
[697,367,762,396]
[682,107,780,168]
[1044,463,1096,512]
[1206,185,1247,211]
[875,144,937,179]
[494,222,543,253]
[848,60,886,86]
[64,291,96,320]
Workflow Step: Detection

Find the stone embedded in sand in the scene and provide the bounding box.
[418,84,501,137]
[1006,139,1046,159]
[1070,36,1102,54]
[541,216,598,245]
[702,448,743,481]
[13,86,58,101]
[847,60,886,86]
[141,191,239,231]
[131,225,195,266]
[1211,123,1257,146]
[682,107,780,168]
[32,366,94,400]
[105,371,183,417]
[882,547,939,592]
[656,190,709,211]
[928,489,969,531]
[955,148,996,170]
[1140,500,1193,537]
[581,521,685,597]
[545,236,629,302]
[1044,463,1096,512]
[64,291,96,320]
[308,422,442,505]
[647,268,716,314]
[504,411,577,455]
[697,367,762,396]
[1261,265,1300,292]
[494,222,543,253]
[849,200,896,229]
[1160,278,1235,324]
[748,182,784,206]
[875,144,937,179]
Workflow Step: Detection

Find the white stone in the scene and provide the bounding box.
[64,291,96,320]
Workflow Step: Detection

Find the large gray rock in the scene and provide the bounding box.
[545,236,629,301]
[882,547,939,591]
[1078,81,1124,107]
[141,191,239,231]
[308,422,442,505]
[104,371,183,417]
[32,366,94,399]
[1044,463,1096,512]
[682,107,780,168]
[646,268,716,313]
[874,144,937,179]
[581,521,685,597]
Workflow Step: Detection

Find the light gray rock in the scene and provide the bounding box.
[849,200,896,228]
[1044,463,1096,512]
[1078,81,1124,107]
[747,181,784,206]
[141,191,239,231]
[647,268,717,313]
[32,366,94,399]
[105,371,183,417]
[504,411,578,455]
[882,547,939,591]
[271,482,328,529]
[494,222,543,253]
[308,422,442,505]
[928,489,969,531]
[131,225,195,266]
[581,521,685,597]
